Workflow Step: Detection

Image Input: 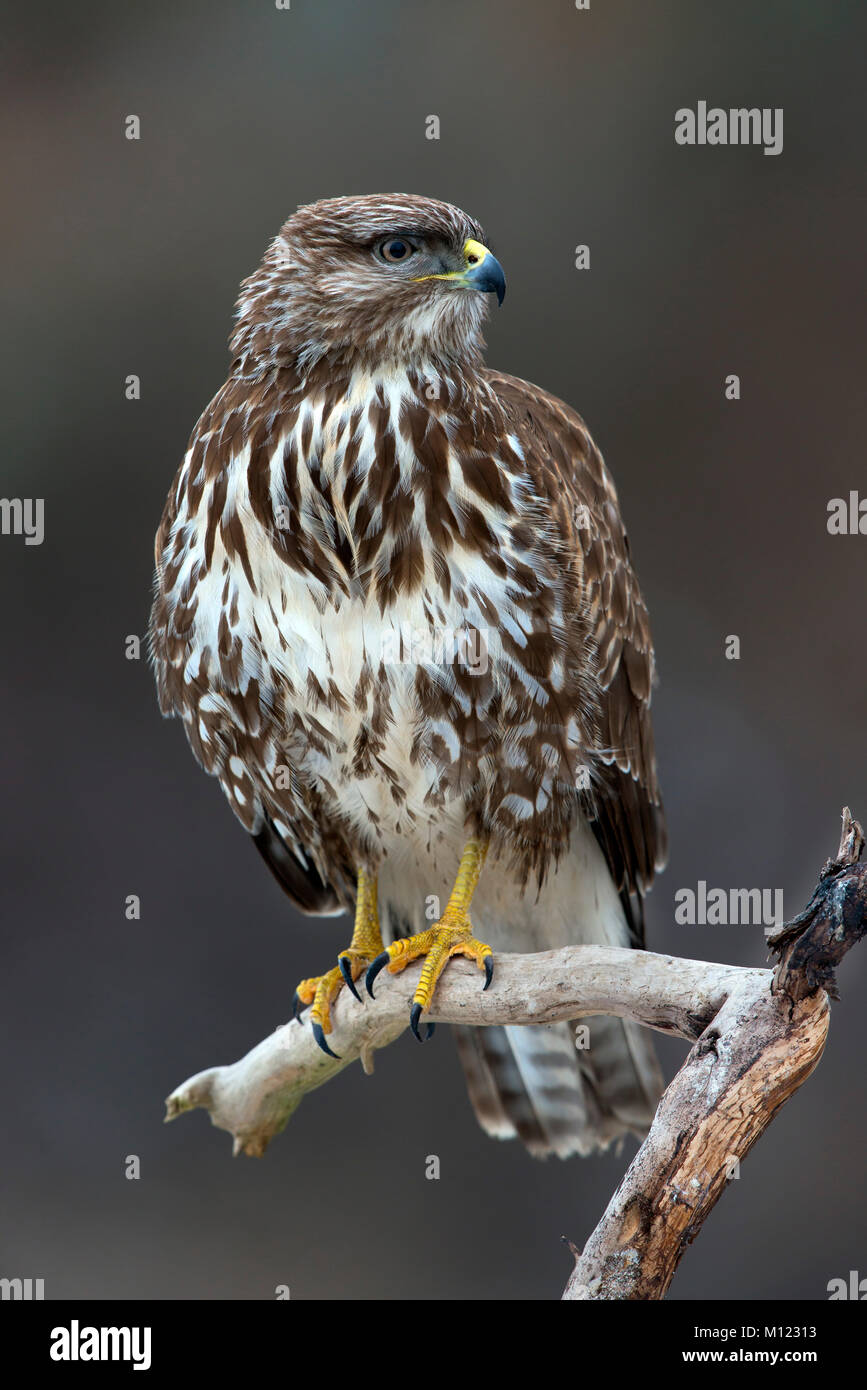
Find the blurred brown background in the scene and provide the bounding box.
[1,0,865,1300]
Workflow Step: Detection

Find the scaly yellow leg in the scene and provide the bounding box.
[365,840,493,1041]
[293,869,383,1057]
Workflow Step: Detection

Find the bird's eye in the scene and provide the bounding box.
[377,237,415,263]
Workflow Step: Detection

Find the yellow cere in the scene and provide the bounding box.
[411,238,492,284]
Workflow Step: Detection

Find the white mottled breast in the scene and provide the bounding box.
[166,366,579,866]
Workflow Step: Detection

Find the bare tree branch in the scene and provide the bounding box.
[768,806,867,1002]
[561,975,829,1299]
[562,807,866,1299]
[165,946,762,1157]
[165,809,866,1302]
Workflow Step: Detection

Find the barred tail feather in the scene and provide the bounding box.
[453,1015,663,1159]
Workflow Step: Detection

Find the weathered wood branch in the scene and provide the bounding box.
[165,945,762,1157]
[768,807,866,1002]
[562,808,866,1300]
[165,809,865,1301]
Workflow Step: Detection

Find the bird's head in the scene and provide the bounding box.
[230,193,506,375]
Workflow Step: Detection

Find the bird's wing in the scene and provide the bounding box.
[149,407,347,920]
[251,815,344,916]
[484,369,667,942]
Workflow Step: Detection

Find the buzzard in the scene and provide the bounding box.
[150,194,666,1158]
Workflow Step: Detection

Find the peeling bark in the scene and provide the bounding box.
[563,808,865,1299]
[562,980,829,1299]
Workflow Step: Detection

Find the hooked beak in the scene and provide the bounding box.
[412,237,506,306]
[459,238,506,305]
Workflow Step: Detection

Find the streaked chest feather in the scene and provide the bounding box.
[156,367,589,844]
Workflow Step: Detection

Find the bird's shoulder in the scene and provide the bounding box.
[482,368,617,513]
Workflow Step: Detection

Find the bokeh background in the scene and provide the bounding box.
[2,0,865,1301]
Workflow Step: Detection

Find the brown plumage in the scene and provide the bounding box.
[149,194,666,1157]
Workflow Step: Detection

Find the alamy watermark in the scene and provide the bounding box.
[827,491,867,535]
[675,102,783,157]
[380,623,489,675]
[675,881,783,931]
[827,1271,867,1300]
[1,1276,44,1300]
[50,1322,151,1370]
[0,497,44,545]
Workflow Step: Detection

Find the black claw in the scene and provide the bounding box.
[291,991,304,1021]
[338,955,362,1002]
[365,951,390,999]
[410,1003,435,1043]
[311,1021,341,1059]
[483,955,494,991]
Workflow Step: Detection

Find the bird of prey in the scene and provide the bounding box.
[150,193,667,1158]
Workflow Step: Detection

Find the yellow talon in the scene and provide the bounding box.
[293,869,383,1057]
[365,840,493,1040]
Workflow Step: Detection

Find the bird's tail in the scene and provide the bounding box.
[453,1013,663,1159]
